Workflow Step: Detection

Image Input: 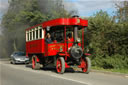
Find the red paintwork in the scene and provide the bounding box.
[26,39,44,53]
[26,17,89,73]
[85,53,91,56]
[56,58,62,73]
[36,56,40,62]
[32,57,35,69]
[26,17,87,56]
[65,62,70,68]
[53,40,57,43]
[78,58,87,72]
[44,43,65,56]
[42,18,88,28]
[67,38,74,42]
[32,56,40,69]
[26,18,88,31]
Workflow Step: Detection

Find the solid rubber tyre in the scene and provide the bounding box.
[82,57,91,74]
[32,55,40,70]
[56,57,65,74]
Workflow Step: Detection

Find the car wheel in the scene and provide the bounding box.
[10,60,13,64]
[12,59,16,65]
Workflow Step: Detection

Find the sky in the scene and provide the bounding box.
[0,0,9,34]
[0,0,127,23]
[64,0,120,17]
[0,0,9,21]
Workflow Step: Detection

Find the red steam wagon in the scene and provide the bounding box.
[26,16,91,74]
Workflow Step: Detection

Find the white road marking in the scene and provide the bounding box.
[1,63,91,85]
[125,76,128,78]
[50,74,91,85]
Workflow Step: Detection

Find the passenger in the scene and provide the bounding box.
[52,34,57,43]
[45,33,52,43]
[53,37,57,43]
[67,33,74,42]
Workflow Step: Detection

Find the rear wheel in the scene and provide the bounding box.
[56,57,65,74]
[32,55,40,70]
[82,57,91,74]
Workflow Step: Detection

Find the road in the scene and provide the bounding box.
[0,60,128,85]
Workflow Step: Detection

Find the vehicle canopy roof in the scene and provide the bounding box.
[26,18,88,31]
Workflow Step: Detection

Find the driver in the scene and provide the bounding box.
[45,33,52,43]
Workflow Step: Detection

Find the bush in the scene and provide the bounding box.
[91,54,128,69]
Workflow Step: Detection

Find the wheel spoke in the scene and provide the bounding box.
[82,58,87,72]
[56,57,65,74]
[56,59,61,72]
[32,58,35,69]
[81,57,91,73]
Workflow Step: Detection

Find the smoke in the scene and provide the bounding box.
[38,0,51,14]
[0,0,9,15]
[0,0,30,58]
[38,0,64,14]
[63,1,78,16]
[0,25,2,35]
[38,0,77,17]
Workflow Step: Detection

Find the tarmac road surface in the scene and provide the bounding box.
[0,60,128,85]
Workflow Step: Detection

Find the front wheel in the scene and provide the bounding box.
[10,59,16,64]
[10,59,13,64]
[56,57,65,74]
[82,57,91,74]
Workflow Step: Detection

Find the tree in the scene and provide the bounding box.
[115,1,128,22]
[86,10,128,69]
[1,0,72,57]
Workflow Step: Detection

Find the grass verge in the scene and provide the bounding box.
[92,66,128,74]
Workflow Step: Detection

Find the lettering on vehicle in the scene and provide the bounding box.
[30,44,37,48]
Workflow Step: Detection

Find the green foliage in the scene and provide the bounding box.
[87,10,113,56]
[92,54,128,69]
[86,10,128,69]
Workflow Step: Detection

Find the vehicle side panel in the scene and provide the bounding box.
[26,39,44,54]
[44,43,65,56]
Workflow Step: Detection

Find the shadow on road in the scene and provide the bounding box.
[25,64,83,74]
[1,59,86,74]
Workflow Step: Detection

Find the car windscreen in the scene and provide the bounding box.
[15,52,25,56]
